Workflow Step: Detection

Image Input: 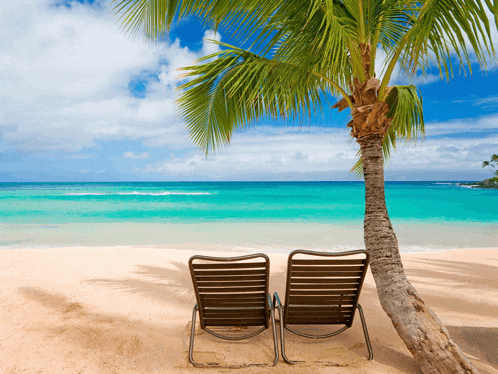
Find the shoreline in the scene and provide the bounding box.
[1,245,497,373]
[2,221,498,252]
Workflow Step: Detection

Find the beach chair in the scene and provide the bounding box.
[273,249,373,364]
[188,253,279,367]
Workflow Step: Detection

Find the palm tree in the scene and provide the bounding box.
[112,1,497,372]
[482,154,498,176]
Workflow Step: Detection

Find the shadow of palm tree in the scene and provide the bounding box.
[18,287,179,372]
[268,266,420,372]
[89,261,196,306]
[446,326,498,369]
[405,258,498,290]
[419,294,498,318]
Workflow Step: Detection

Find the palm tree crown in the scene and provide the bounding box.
[112,1,497,373]
[114,0,495,161]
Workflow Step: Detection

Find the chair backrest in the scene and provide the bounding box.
[283,249,369,328]
[189,253,270,330]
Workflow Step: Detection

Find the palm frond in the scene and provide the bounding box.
[176,43,330,154]
[351,84,424,176]
[350,156,364,178]
[383,85,425,159]
[112,0,497,179]
[484,0,498,29]
[111,0,178,38]
[380,0,497,97]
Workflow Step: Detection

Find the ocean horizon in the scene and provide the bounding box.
[1,181,496,251]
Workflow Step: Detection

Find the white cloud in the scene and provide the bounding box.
[385,115,498,176]
[123,151,150,159]
[2,0,497,182]
[0,0,220,153]
[64,154,93,159]
[424,114,498,136]
[134,115,498,179]
[386,134,498,177]
[472,96,498,108]
[201,30,222,56]
[140,126,359,178]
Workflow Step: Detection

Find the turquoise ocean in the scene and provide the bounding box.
[1,182,497,252]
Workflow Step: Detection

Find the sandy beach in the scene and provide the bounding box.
[0,246,497,374]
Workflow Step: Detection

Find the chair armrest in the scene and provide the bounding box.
[267,293,274,309]
[273,292,283,309]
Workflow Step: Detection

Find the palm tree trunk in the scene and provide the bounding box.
[358,133,479,374]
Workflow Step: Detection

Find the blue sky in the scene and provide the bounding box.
[1,0,498,182]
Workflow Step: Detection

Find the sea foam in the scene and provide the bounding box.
[65,191,212,196]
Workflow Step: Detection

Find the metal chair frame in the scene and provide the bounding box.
[188,253,279,367]
[273,249,373,364]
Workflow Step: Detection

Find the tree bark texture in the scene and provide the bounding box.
[358,134,479,374]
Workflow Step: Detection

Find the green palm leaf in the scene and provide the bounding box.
[351,85,424,176]
[177,42,331,154]
[112,0,496,170]
[379,0,497,98]
[383,85,425,158]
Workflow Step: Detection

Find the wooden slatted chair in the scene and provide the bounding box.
[188,253,279,367]
[273,249,373,364]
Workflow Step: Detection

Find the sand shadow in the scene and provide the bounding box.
[405,258,498,291]
[269,268,421,373]
[18,287,181,372]
[416,293,498,319]
[89,261,195,306]
[403,258,498,319]
[16,287,284,370]
[368,342,419,373]
[446,326,498,369]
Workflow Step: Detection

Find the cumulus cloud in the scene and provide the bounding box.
[385,135,498,179]
[123,151,150,159]
[423,114,498,136]
[2,0,497,182]
[384,115,498,177]
[138,126,358,178]
[0,0,220,153]
[131,114,498,179]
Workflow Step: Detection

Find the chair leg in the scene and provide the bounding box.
[188,304,200,367]
[190,302,280,367]
[274,301,300,364]
[357,303,373,360]
[268,297,280,366]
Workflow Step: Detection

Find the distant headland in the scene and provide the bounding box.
[461,177,498,189]
[461,154,498,189]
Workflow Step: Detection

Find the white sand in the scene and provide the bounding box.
[0,246,497,373]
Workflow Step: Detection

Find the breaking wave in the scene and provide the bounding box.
[65,191,213,196]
